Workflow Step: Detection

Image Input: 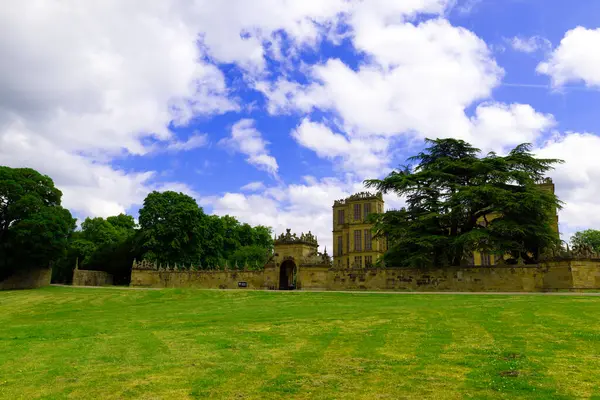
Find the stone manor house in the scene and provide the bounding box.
[333,179,559,268]
[119,176,600,293]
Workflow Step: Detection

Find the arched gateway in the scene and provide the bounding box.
[278,259,296,290]
[270,229,331,290]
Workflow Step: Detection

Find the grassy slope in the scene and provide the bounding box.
[1,287,600,399]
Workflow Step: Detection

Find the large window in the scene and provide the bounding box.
[354,203,361,221]
[364,229,372,251]
[354,256,362,268]
[337,209,345,225]
[354,230,362,251]
[364,203,371,219]
[346,233,349,253]
[337,236,343,256]
[365,256,373,267]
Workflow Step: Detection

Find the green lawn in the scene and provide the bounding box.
[1,287,600,399]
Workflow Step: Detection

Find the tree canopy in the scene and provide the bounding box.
[137,191,273,269]
[1,166,275,284]
[365,139,563,268]
[0,167,75,280]
[571,229,600,253]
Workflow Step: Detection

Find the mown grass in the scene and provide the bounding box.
[1,287,600,399]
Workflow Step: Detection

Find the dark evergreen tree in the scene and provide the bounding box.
[365,139,563,267]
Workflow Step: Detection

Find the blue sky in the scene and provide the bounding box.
[2,0,600,250]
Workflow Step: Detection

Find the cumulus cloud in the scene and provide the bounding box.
[3,0,600,247]
[0,1,235,217]
[508,36,552,53]
[292,119,391,178]
[219,119,278,176]
[262,19,503,140]
[241,181,266,192]
[467,103,556,153]
[537,27,600,87]
[204,176,366,251]
[536,133,600,238]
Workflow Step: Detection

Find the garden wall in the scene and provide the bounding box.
[131,265,279,289]
[0,267,52,290]
[72,269,114,287]
[130,260,600,292]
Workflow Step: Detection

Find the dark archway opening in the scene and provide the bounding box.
[279,260,296,290]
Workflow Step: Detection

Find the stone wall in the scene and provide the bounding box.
[0,267,52,290]
[72,269,114,287]
[568,260,600,289]
[129,260,600,292]
[297,265,330,290]
[319,265,545,292]
[131,265,279,289]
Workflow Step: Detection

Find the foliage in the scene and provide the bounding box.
[52,214,138,285]
[365,139,563,267]
[2,167,275,281]
[571,229,600,252]
[138,191,206,265]
[138,191,273,269]
[0,167,75,280]
[228,245,273,270]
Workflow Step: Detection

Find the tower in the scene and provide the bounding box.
[332,192,386,268]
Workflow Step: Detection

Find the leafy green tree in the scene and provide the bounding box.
[365,139,562,268]
[228,245,272,270]
[198,215,273,269]
[571,229,600,252]
[0,167,75,280]
[138,191,205,265]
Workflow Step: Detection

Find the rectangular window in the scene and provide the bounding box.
[364,203,371,220]
[337,236,343,256]
[354,203,361,221]
[354,256,362,268]
[365,256,373,267]
[364,229,372,251]
[338,209,345,225]
[346,233,349,253]
[354,230,362,251]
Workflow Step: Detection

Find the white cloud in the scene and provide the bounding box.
[467,103,556,153]
[165,133,209,151]
[5,0,600,250]
[454,0,482,15]
[537,27,600,87]
[205,176,365,252]
[241,181,266,192]
[0,0,467,219]
[219,119,279,176]
[292,118,391,178]
[0,1,236,217]
[0,120,199,218]
[535,133,600,240]
[260,18,502,141]
[509,35,552,53]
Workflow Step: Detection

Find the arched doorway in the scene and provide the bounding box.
[279,260,297,290]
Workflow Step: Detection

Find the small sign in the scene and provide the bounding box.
[238,282,248,288]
